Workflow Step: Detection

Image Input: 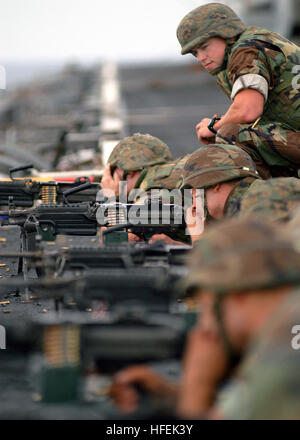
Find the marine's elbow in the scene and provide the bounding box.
[240,107,263,124]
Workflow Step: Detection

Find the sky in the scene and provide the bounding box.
[0,0,214,63]
[0,0,290,88]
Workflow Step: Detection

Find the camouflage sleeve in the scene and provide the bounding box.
[227,43,280,101]
[217,357,300,420]
[217,291,300,420]
[228,44,273,85]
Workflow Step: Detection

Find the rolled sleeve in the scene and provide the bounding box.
[231,74,269,102]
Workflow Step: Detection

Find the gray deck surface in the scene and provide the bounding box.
[120,61,229,158]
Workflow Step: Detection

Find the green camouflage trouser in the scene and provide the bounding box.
[216,122,300,179]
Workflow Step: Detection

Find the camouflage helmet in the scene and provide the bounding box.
[180,144,260,189]
[240,178,300,223]
[184,217,300,295]
[177,3,246,55]
[108,133,173,173]
[285,207,300,245]
[141,153,192,191]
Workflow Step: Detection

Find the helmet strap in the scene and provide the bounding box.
[203,189,216,225]
[133,168,147,189]
[213,294,242,370]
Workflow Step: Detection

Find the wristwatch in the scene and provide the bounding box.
[207,116,221,135]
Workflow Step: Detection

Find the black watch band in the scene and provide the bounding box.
[207,117,221,135]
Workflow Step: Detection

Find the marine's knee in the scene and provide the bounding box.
[216,123,240,144]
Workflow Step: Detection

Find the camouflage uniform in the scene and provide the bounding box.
[218,289,300,419]
[222,177,257,218]
[184,217,300,419]
[177,3,300,178]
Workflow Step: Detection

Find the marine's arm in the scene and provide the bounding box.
[196,89,264,143]
[148,234,189,245]
[110,365,179,414]
[196,43,275,143]
[214,88,264,127]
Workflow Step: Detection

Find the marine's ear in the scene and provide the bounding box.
[211,184,221,193]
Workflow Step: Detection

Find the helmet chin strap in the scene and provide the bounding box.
[203,189,217,225]
[213,295,242,371]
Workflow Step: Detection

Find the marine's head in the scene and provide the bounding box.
[177,3,246,73]
[183,217,300,360]
[178,144,259,240]
[103,133,173,196]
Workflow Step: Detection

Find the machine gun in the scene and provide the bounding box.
[0,164,100,208]
[0,268,188,415]
[0,307,186,415]
[51,241,190,269]
[0,201,99,292]
[0,248,186,311]
[0,233,191,417]
[99,196,189,243]
[0,194,188,244]
[0,202,189,301]
[0,195,189,300]
[0,202,99,242]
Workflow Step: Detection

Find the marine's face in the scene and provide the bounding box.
[185,189,205,243]
[126,171,142,194]
[205,186,224,220]
[195,290,247,353]
[221,294,249,352]
[194,37,227,72]
[195,291,219,334]
[113,168,141,195]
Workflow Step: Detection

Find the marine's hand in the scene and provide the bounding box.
[177,326,228,419]
[100,164,121,196]
[128,232,143,242]
[196,117,217,144]
[149,234,185,245]
[110,365,178,413]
